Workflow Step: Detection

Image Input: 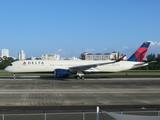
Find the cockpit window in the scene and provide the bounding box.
[9,64,13,66]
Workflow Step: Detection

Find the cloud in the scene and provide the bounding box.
[148,40,160,46]
[57,49,62,53]
[103,48,108,51]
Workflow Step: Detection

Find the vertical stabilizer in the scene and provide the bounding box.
[128,42,150,62]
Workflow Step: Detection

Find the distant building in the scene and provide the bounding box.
[93,53,102,60]
[109,51,119,60]
[1,49,9,57]
[85,53,94,60]
[102,53,110,60]
[41,54,60,60]
[18,50,26,60]
[85,52,119,60]
[60,57,80,60]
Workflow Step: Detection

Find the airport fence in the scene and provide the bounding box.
[0,112,111,120]
[0,111,160,120]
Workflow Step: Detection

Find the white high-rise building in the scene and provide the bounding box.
[18,50,26,60]
[1,49,9,57]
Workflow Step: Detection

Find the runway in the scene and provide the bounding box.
[0,77,160,107]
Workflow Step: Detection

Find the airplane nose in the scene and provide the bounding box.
[4,63,14,73]
[4,67,8,72]
[4,66,10,72]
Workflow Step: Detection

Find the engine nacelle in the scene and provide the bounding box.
[54,69,70,78]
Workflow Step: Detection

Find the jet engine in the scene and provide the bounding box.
[54,69,70,78]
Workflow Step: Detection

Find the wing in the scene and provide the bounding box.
[69,55,126,73]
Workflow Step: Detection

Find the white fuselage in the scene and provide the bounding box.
[4,60,147,74]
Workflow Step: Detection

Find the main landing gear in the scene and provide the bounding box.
[75,75,85,80]
[75,72,85,80]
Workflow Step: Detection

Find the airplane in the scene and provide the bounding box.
[4,42,154,80]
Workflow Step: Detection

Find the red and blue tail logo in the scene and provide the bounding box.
[128,42,150,62]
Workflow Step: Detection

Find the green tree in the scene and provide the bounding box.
[156,54,160,70]
[157,54,160,62]
[146,54,159,70]
[0,57,14,69]
[146,54,156,61]
[79,53,86,60]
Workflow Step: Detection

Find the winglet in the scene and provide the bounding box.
[128,42,150,62]
[116,55,126,62]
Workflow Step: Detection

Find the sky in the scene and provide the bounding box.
[0,0,160,58]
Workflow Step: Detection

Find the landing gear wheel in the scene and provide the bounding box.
[75,75,85,80]
[81,76,85,80]
[76,76,81,80]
